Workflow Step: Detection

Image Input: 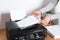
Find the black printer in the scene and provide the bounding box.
[6,21,47,40]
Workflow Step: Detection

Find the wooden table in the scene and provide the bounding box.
[0,29,7,40]
[45,34,60,40]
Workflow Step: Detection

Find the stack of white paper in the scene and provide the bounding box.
[10,9,27,21]
[16,16,39,29]
[46,25,60,39]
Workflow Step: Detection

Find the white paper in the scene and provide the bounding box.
[50,13,60,20]
[46,25,60,38]
[16,16,39,29]
[10,9,27,21]
[40,0,58,14]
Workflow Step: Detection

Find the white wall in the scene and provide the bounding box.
[0,0,50,29]
[0,12,10,29]
[54,0,60,13]
[0,0,50,12]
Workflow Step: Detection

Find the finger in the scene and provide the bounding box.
[40,16,50,25]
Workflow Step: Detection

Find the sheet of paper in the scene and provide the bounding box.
[50,13,59,20]
[10,9,27,21]
[40,0,58,14]
[40,3,53,13]
[46,25,60,38]
[16,16,39,29]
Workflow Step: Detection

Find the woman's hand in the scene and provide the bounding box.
[39,16,50,26]
[31,10,50,26]
[31,10,42,17]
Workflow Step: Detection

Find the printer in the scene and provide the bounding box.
[6,0,59,40]
[6,9,47,40]
[6,21,47,40]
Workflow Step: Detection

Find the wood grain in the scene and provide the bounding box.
[0,29,7,40]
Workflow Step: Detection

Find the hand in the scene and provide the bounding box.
[39,16,50,26]
[31,10,42,17]
[31,10,50,26]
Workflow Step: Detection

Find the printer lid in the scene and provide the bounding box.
[10,9,27,21]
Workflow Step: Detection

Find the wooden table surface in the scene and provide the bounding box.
[45,34,60,40]
[0,29,7,40]
[0,29,60,40]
